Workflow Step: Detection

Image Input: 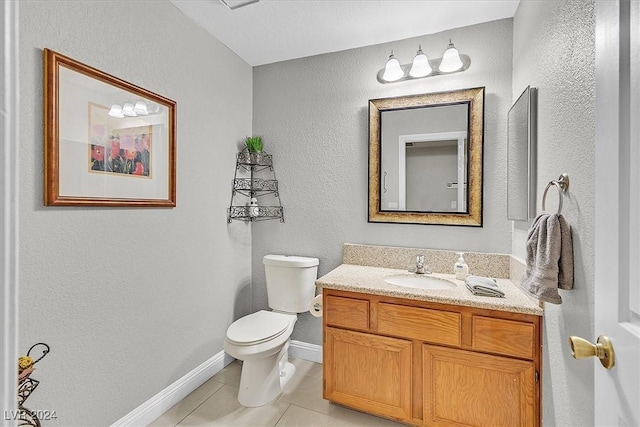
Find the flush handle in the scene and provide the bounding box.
[569,335,615,369]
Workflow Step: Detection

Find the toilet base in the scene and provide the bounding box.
[237,340,296,407]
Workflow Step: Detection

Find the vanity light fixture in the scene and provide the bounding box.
[378,39,470,84]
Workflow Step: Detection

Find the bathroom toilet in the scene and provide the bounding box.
[224,254,319,407]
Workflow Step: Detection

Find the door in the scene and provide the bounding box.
[595,0,640,425]
[1,0,20,423]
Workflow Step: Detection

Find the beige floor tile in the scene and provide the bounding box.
[275,405,345,427]
[275,405,405,427]
[279,367,333,415]
[289,358,323,380]
[211,360,242,387]
[328,405,407,426]
[177,384,290,427]
[149,378,225,427]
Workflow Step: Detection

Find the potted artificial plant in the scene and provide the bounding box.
[245,136,263,163]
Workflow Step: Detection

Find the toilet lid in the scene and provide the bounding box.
[226,311,292,345]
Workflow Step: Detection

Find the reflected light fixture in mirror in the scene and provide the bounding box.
[122,102,137,117]
[134,100,148,115]
[107,104,124,118]
[378,39,470,83]
[108,100,154,118]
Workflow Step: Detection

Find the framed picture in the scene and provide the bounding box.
[44,49,176,207]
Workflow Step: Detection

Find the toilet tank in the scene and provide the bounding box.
[263,255,319,313]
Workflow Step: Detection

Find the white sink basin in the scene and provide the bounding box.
[384,274,456,290]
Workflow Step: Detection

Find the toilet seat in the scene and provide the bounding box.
[226,310,294,346]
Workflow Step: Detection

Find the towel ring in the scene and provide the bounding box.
[542,173,570,214]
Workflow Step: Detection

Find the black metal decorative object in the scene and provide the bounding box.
[17,343,50,427]
[228,149,284,223]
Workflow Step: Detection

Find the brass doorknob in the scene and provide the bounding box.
[569,335,615,369]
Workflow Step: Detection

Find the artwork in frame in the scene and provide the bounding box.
[44,48,176,207]
[89,103,152,177]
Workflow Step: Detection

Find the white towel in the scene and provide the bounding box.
[520,213,574,304]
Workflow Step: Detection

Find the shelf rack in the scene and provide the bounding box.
[228,149,284,223]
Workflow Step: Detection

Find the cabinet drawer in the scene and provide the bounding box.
[325,295,369,330]
[472,316,535,359]
[378,303,461,347]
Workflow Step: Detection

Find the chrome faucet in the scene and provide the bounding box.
[415,254,428,274]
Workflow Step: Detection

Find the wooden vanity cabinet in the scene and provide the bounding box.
[323,289,542,427]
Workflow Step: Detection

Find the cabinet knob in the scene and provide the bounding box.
[568,335,615,369]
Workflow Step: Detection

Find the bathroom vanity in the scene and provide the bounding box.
[317,245,543,427]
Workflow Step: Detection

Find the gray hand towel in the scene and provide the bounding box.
[520,213,574,304]
[465,276,505,298]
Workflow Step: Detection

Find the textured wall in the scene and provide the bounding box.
[512,1,596,425]
[252,19,513,345]
[19,1,252,425]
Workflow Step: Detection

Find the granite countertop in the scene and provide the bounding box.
[316,263,543,316]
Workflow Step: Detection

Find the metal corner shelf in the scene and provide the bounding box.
[236,151,273,171]
[228,149,284,223]
[228,205,284,222]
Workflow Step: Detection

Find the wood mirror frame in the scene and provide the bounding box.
[368,87,485,226]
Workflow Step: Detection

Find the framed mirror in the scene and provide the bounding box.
[507,86,537,221]
[368,87,485,226]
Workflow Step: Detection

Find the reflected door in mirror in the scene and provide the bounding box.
[381,104,468,213]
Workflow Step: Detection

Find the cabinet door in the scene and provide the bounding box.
[324,327,412,422]
[423,344,536,427]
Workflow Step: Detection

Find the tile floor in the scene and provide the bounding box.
[149,358,406,427]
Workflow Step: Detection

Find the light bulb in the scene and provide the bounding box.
[107,104,124,118]
[439,39,463,73]
[122,102,137,117]
[409,45,432,78]
[382,51,404,82]
[133,101,148,115]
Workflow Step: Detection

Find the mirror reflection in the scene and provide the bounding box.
[369,87,485,226]
[381,104,468,212]
[507,86,537,221]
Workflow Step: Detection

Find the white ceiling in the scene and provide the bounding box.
[170,0,520,67]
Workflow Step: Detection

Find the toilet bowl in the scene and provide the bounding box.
[224,254,319,407]
[224,310,297,407]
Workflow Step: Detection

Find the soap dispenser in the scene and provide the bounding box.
[454,252,469,280]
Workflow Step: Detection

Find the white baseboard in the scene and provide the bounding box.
[289,340,323,364]
[110,351,234,427]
